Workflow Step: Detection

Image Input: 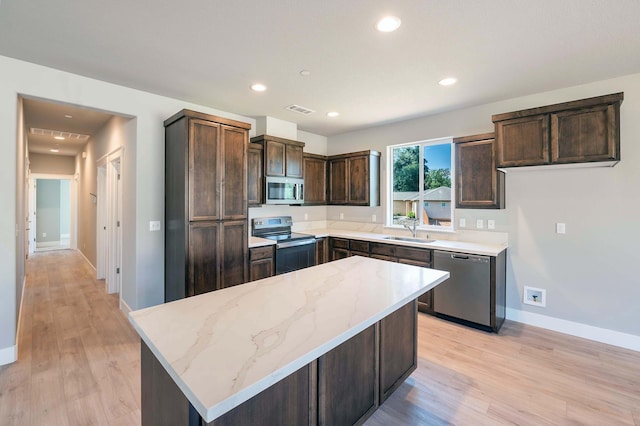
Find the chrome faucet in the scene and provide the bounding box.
[403,218,418,237]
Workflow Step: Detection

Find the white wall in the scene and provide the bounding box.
[328,73,640,340]
[0,55,255,362]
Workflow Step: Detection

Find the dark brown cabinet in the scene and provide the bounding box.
[303,153,328,205]
[164,109,250,302]
[251,135,305,178]
[493,92,623,168]
[247,143,263,207]
[328,150,380,206]
[315,237,328,265]
[249,245,275,281]
[454,133,505,209]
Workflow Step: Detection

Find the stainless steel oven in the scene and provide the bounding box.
[252,216,316,274]
[265,177,304,205]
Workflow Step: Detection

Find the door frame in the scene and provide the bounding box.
[28,173,77,253]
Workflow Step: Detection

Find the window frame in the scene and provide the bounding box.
[386,137,454,231]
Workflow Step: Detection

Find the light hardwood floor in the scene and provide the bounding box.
[2,251,639,425]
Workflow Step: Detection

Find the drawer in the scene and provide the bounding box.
[349,240,370,253]
[395,246,431,263]
[331,238,349,249]
[398,258,431,268]
[250,245,274,261]
[350,251,369,258]
[370,243,395,257]
[371,254,397,262]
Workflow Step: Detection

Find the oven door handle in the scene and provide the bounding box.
[276,239,316,249]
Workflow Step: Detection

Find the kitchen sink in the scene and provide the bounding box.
[382,236,435,244]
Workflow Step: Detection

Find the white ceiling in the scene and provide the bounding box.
[2,1,640,137]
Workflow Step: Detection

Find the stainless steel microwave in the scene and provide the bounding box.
[265,176,304,205]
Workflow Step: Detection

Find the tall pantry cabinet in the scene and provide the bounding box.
[164,110,251,302]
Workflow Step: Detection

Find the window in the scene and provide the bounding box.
[387,138,453,230]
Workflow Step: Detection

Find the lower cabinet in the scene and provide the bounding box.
[249,245,275,281]
[315,237,328,265]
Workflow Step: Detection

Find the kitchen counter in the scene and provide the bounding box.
[129,256,449,423]
[248,235,275,248]
[300,228,506,257]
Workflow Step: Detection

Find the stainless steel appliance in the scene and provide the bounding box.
[264,176,304,205]
[252,216,315,274]
[433,250,491,328]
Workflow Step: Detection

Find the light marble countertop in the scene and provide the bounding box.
[128,257,449,422]
[249,228,506,256]
[248,236,276,248]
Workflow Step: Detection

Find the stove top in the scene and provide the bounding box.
[262,232,315,242]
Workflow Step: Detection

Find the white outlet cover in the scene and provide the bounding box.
[476,219,484,229]
[459,218,466,227]
[372,214,376,222]
[149,221,161,231]
[556,223,566,234]
[304,213,308,220]
[488,219,495,230]
[339,213,344,220]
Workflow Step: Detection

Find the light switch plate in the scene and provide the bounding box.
[339,213,344,220]
[304,213,308,220]
[556,223,566,234]
[372,214,376,222]
[476,219,484,229]
[459,218,466,228]
[149,221,161,231]
[488,219,495,230]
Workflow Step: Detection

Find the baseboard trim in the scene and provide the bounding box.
[14,275,27,360]
[506,308,640,352]
[77,249,96,271]
[0,345,17,366]
[120,298,133,315]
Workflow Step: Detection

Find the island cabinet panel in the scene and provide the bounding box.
[493,92,623,168]
[164,109,250,302]
[318,324,379,426]
[247,143,263,207]
[303,153,328,205]
[454,133,505,209]
[249,245,275,281]
[379,300,417,403]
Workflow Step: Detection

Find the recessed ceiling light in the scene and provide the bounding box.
[250,83,267,92]
[300,70,311,77]
[375,16,401,32]
[54,136,65,140]
[64,114,73,119]
[327,112,340,118]
[438,77,458,86]
[50,148,59,153]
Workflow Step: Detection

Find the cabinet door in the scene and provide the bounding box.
[247,144,263,207]
[189,119,220,221]
[249,246,274,281]
[303,155,327,204]
[551,104,619,163]
[315,237,328,265]
[221,125,248,220]
[188,222,220,296]
[285,144,304,178]
[318,325,378,425]
[328,158,348,204]
[455,138,504,209]
[379,301,417,403]
[265,140,286,176]
[219,221,247,289]
[347,155,370,205]
[495,114,549,167]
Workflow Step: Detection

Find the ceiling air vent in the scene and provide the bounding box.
[285,104,315,115]
[30,127,90,141]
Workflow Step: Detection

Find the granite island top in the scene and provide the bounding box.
[128,256,449,422]
[249,228,506,257]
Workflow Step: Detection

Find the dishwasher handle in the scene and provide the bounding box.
[451,254,469,260]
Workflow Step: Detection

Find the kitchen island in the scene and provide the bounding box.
[129,256,449,425]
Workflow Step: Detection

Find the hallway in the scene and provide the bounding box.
[0,250,140,425]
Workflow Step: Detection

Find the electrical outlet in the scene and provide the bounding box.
[476,219,484,229]
[149,221,161,231]
[459,218,466,228]
[304,213,308,220]
[339,212,344,220]
[488,219,495,230]
[42,232,47,238]
[372,214,376,222]
[556,223,566,234]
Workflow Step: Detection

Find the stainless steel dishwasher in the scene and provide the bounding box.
[433,250,491,327]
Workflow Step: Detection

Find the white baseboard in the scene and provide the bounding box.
[0,345,17,366]
[120,298,133,315]
[506,308,640,352]
[77,249,96,271]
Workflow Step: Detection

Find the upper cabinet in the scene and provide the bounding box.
[454,133,504,209]
[303,153,328,205]
[247,142,263,207]
[493,92,623,168]
[251,134,305,178]
[328,150,380,206]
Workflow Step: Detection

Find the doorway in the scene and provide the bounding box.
[28,174,77,254]
[97,148,123,296]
